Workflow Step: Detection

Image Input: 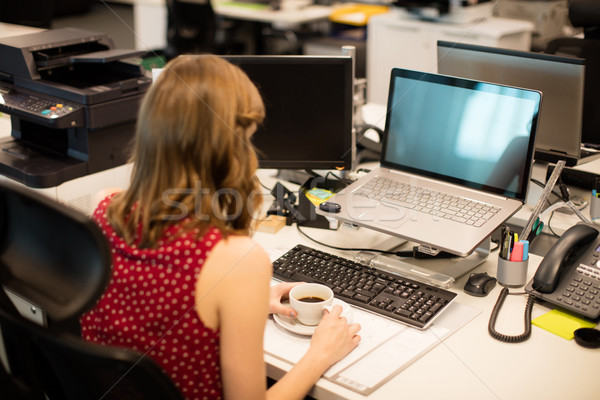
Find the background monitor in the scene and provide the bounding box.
[222,55,354,171]
[436,40,586,166]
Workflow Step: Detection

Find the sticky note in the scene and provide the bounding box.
[532,309,596,340]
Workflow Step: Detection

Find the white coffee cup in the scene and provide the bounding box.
[289,283,334,325]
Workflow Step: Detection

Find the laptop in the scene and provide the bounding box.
[320,68,541,257]
[436,40,599,167]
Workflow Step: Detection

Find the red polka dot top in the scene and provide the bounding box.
[81,195,224,399]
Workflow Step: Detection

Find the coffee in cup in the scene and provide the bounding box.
[289,283,334,325]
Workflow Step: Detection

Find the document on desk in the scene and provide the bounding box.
[264,301,480,395]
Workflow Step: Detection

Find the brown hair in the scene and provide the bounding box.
[107,55,265,248]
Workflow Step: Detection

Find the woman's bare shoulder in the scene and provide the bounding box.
[208,235,271,274]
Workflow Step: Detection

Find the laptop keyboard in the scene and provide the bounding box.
[354,177,500,227]
[272,244,457,329]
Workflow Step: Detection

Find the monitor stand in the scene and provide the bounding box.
[356,237,491,289]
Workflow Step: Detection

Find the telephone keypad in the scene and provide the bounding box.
[553,265,600,318]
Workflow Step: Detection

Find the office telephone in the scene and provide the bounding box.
[525,222,600,320]
[489,223,600,343]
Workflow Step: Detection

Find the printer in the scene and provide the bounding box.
[0,27,151,188]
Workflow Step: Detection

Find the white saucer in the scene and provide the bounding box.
[273,298,353,336]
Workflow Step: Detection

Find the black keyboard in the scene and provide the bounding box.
[272,244,457,329]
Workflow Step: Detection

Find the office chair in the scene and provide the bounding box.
[544,0,600,147]
[0,307,183,400]
[0,179,111,335]
[165,0,242,59]
[0,180,183,400]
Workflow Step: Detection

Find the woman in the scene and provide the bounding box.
[81,55,361,400]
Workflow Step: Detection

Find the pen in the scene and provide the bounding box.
[500,226,511,259]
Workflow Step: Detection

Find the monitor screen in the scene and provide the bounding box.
[436,40,586,166]
[221,55,354,171]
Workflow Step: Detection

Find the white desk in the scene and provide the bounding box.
[129,0,333,51]
[251,182,599,399]
[0,22,43,38]
[214,1,332,24]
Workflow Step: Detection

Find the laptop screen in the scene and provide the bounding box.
[382,68,540,201]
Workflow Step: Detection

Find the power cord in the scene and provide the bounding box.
[488,287,535,343]
[530,178,564,202]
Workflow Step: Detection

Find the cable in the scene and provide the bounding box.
[488,287,535,343]
[258,178,271,191]
[530,178,564,201]
[324,171,342,181]
[547,211,560,237]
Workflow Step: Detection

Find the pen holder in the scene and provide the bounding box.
[497,256,528,287]
[590,195,600,220]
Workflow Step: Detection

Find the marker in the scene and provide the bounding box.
[510,241,524,262]
[520,239,529,261]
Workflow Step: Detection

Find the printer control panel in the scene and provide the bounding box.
[0,83,85,129]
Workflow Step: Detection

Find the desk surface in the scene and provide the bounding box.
[215,1,333,25]
[0,22,43,38]
[133,0,333,23]
[255,169,599,400]
[131,0,334,51]
[254,215,598,398]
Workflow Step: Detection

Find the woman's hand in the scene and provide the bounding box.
[269,281,304,317]
[308,305,361,366]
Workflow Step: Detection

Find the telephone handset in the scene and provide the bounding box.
[525,222,600,320]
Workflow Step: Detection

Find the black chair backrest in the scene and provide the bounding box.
[0,307,183,400]
[0,180,183,399]
[165,0,217,58]
[568,0,600,38]
[0,180,111,334]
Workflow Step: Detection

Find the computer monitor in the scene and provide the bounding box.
[221,55,354,171]
[437,40,587,166]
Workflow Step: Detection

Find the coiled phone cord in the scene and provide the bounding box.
[488,287,535,343]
